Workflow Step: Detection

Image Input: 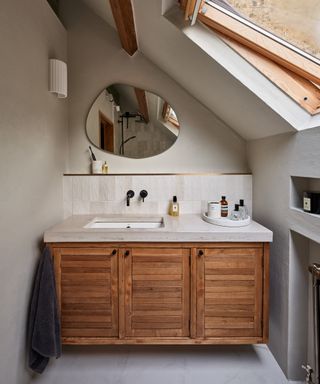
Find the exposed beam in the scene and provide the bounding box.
[109,0,138,56]
[134,88,149,123]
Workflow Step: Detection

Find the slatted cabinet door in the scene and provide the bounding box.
[196,246,263,339]
[122,247,190,338]
[54,247,118,340]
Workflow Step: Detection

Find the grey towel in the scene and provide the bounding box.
[28,246,61,373]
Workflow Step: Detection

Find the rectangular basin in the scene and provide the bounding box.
[85,217,164,229]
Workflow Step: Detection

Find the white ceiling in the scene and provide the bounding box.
[78,0,301,140]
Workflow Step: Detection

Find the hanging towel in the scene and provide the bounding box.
[28,246,61,373]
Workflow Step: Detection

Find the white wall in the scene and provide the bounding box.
[61,0,248,174]
[0,1,68,383]
[248,128,320,381]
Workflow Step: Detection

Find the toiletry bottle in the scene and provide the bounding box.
[239,199,248,220]
[102,161,108,174]
[231,204,241,221]
[169,196,180,217]
[220,196,228,217]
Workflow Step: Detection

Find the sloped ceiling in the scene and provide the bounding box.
[81,0,115,29]
[80,0,298,140]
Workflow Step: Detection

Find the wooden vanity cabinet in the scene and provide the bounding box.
[195,245,268,342]
[53,247,119,339]
[122,247,190,338]
[50,242,269,345]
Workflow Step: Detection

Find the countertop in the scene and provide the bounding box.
[44,214,273,243]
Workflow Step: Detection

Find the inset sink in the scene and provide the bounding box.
[84,217,164,229]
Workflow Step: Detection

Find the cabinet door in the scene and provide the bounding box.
[54,247,118,339]
[122,247,190,337]
[196,246,263,339]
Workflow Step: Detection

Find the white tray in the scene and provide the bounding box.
[201,212,251,227]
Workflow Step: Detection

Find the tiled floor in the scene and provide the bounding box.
[33,344,292,384]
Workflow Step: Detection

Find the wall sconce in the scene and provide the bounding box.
[49,59,67,98]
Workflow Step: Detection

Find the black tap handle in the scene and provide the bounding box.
[140,190,148,202]
[126,190,135,206]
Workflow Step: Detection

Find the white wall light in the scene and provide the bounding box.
[49,59,67,98]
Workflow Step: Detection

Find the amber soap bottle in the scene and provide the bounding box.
[220,195,229,217]
[169,196,180,216]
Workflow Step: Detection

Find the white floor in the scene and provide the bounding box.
[32,344,295,384]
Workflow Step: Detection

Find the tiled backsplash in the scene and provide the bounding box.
[63,175,252,218]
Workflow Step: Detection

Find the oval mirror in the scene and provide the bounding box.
[86,84,180,159]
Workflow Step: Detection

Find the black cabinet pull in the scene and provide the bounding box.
[112,249,117,255]
[125,250,130,257]
[198,250,204,257]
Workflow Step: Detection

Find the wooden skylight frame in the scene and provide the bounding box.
[162,102,180,128]
[180,0,320,115]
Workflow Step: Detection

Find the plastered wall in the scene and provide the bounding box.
[0,0,68,383]
[248,128,320,381]
[61,0,248,174]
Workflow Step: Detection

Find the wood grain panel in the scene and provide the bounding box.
[196,247,263,339]
[124,247,190,337]
[217,31,320,115]
[198,6,320,86]
[54,247,118,339]
[134,88,149,123]
[50,242,269,345]
[132,302,183,311]
[109,0,137,56]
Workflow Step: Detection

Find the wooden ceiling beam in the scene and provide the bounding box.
[134,88,149,123]
[109,0,138,56]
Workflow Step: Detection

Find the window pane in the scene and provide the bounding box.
[208,0,320,60]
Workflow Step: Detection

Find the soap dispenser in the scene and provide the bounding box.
[102,161,108,174]
[169,196,179,216]
[230,204,241,221]
[239,199,248,220]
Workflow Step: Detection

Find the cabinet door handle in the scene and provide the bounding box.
[198,250,204,257]
[124,250,130,257]
[112,249,117,255]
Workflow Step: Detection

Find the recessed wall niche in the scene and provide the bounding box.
[289,231,320,381]
[290,176,320,211]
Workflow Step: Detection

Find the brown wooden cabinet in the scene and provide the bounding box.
[50,242,269,345]
[195,245,267,342]
[122,247,190,338]
[53,247,119,339]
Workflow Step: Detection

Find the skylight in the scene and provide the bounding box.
[205,0,320,64]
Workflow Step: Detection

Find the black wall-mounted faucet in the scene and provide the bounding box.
[126,190,135,206]
[140,190,148,202]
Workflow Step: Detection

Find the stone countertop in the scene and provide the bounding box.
[44,214,273,243]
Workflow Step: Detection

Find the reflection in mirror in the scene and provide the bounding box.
[86,84,180,159]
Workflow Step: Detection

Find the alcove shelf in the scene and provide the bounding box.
[289,207,320,246]
[290,175,320,210]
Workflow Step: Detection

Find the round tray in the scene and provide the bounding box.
[201,212,251,227]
